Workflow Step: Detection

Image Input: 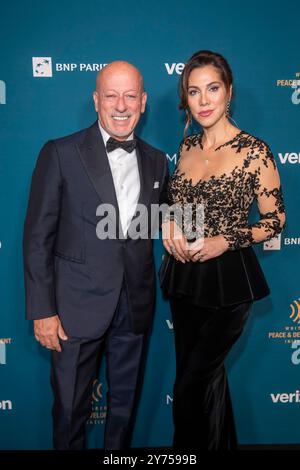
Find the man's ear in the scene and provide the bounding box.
[93,91,99,112]
[141,91,147,113]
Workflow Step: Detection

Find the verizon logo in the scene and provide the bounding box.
[270,391,300,403]
[278,153,300,164]
[164,63,185,75]
[0,400,12,410]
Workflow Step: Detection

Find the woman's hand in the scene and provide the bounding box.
[188,235,229,262]
[162,220,190,263]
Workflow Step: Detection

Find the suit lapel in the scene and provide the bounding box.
[126,138,155,236]
[135,138,154,208]
[76,121,122,232]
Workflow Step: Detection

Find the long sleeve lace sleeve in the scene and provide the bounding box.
[223,143,286,249]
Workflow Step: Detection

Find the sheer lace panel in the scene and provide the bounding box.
[167,131,285,249]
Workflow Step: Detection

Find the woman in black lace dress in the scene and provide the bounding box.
[161,50,285,450]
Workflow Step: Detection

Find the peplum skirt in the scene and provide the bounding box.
[159,246,270,308]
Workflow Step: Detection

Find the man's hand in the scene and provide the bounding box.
[34,315,68,352]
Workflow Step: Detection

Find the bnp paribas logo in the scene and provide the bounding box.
[32,57,52,77]
[263,234,281,251]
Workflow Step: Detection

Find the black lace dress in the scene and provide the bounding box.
[161,130,285,307]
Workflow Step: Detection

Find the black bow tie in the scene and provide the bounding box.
[106,137,137,153]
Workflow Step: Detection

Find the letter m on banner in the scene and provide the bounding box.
[0,80,6,104]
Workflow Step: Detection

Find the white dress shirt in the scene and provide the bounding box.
[98,122,141,236]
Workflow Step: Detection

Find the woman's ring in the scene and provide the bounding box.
[170,246,177,256]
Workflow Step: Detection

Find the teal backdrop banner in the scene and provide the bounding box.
[0,0,299,449]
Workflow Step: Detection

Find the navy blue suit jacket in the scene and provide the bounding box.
[23,121,168,338]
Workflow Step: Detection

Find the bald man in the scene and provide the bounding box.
[23,61,168,450]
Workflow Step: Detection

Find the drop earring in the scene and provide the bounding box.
[226,99,239,127]
[184,109,193,136]
[226,100,231,117]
